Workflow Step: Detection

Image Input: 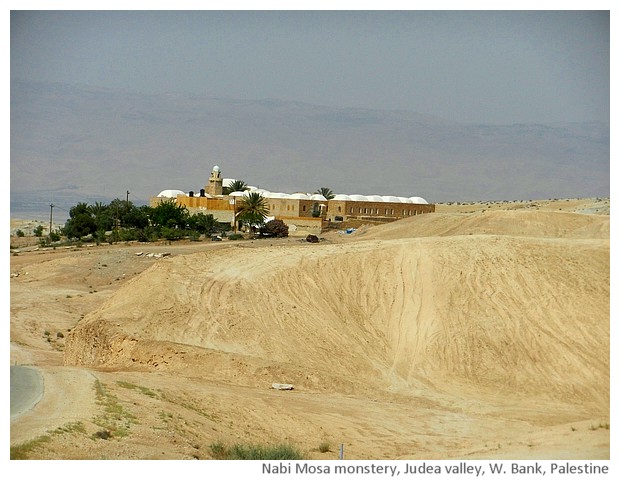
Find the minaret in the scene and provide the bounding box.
[206,165,223,196]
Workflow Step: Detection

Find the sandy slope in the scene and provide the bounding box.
[10,199,610,460]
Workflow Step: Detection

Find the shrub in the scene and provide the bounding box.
[318,441,331,453]
[261,219,289,238]
[209,442,304,460]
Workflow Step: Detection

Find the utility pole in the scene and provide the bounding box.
[48,203,54,240]
[126,190,130,211]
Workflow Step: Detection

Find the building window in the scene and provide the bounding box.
[303,206,306,211]
[338,206,342,212]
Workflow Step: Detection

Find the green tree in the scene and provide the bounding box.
[236,192,269,231]
[33,225,44,237]
[150,200,189,229]
[63,212,97,239]
[187,212,218,234]
[223,180,249,195]
[69,202,91,218]
[89,202,114,232]
[64,201,95,239]
[124,205,151,229]
[314,187,335,200]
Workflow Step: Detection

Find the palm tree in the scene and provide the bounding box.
[223,180,249,195]
[314,187,335,200]
[235,192,269,232]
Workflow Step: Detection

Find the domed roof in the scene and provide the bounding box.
[212,165,221,172]
[252,188,271,196]
[289,193,310,200]
[409,197,429,204]
[366,195,383,202]
[265,192,288,199]
[157,189,185,198]
[310,194,327,201]
[397,197,413,203]
[332,194,351,201]
[381,195,400,203]
[349,194,368,202]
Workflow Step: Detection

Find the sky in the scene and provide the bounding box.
[9,6,610,125]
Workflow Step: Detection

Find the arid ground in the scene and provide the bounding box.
[9,198,610,460]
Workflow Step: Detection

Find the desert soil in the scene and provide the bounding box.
[8,198,610,460]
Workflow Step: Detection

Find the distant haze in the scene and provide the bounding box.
[10,81,609,222]
[9,11,610,221]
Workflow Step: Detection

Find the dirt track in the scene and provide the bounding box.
[9,198,610,460]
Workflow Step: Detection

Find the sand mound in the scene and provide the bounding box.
[65,209,609,411]
[353,209,610,241]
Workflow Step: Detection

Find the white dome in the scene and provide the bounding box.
[332,194,351,201]
[366,195,383,202]
[223,178,236,187]
[228,191,246,197]
[349,194,368,202]
[398,197,413,203]
[264,192,283,198]
[157,189,185,198]
[310,194,327,201]
[381,195,400,203]
[212,165,221,172]
[409,197,429,204]
[289,193,310,200]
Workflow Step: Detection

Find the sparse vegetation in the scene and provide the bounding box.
[92,380,136,439]
[52,421,85,435]
[209,441,305,460]
[318,441,331,453]
[116,380,158,398]
[10,435,52,459]
[11,421,86,459]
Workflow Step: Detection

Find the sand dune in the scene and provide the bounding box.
[64,209,609,413]
[12,201,610,459]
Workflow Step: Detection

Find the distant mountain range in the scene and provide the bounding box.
[10,80,609,221]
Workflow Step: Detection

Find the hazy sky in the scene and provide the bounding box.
[10,9,610,125]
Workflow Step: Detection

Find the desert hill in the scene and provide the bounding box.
[65,230,609,405]
[11,199,610,460]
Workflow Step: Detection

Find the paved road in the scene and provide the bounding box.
[10,366,44,419]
